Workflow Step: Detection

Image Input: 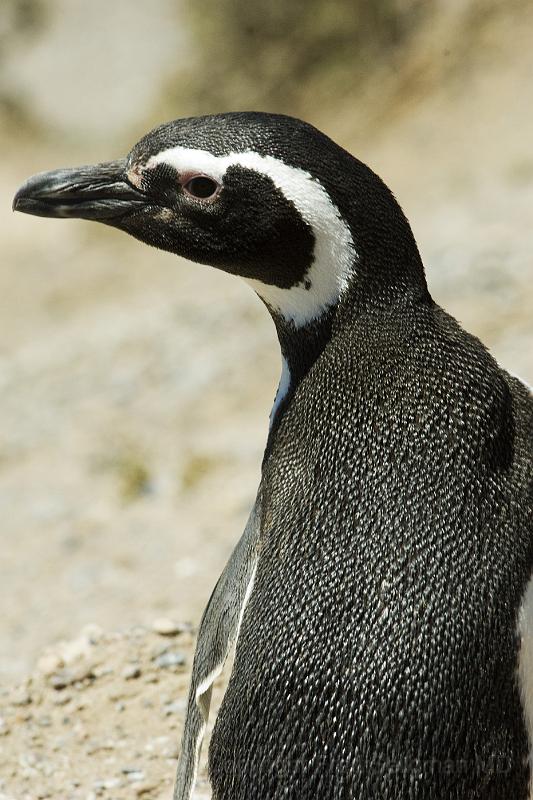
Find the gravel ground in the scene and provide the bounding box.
[0,622,220,800]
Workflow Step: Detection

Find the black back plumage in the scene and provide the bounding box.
[210,295,533,798]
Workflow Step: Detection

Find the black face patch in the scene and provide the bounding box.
[138,162,180,206]
[211,167,315,287]
[118,164,315,290]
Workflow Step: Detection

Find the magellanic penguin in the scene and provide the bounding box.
[14,113,533,799]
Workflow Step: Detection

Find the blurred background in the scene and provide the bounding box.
[1,0,532,684]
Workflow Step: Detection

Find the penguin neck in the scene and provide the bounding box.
[264,269,433,454]
[266,305,336,441]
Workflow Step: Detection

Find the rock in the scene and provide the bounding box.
[0,717,10,736]
[92,777,121,790]
[11,688,31,706]
[152,618,185,636]
[49,671,74,690]
[49,664,94,689]
[124,769,145,782]
[153,652,186,670]
[44,625,104,672]
[134,782,157,797]
[92,666,113,679]
[37,653,64,676]
[122,663,141,680]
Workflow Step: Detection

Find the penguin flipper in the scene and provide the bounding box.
[173,492,262,800]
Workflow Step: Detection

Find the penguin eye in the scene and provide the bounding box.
[183,175,220,201]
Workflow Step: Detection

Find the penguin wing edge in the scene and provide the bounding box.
[173,492,262,800]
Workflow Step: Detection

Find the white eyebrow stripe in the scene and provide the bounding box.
[148,147,226,181]
[148,146,357,327]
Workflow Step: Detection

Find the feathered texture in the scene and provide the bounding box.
[210,296,533,799]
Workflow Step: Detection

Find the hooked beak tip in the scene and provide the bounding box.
[12,177,34,212]
[12,159,146,221]
[12,185,31,213]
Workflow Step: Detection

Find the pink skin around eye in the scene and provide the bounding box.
[127,165,144,190]
[126,166,221,201]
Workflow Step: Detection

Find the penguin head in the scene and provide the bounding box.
[13,112,427,327]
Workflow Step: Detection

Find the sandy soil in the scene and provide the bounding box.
[0,622,219,800]
[1,3,532,798]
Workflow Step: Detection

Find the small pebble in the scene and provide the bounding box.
[93,777,121,790]
[126,770,145,782]
[37,654,64,676]
[49,670,74,690]
[152,618,184,636]
[134,783,157,797]
[50,664,95,689]
[122,664,141,680]
[11,688,32,706]
[154,652,186,670]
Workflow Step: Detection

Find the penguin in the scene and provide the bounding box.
[13,112,533,800]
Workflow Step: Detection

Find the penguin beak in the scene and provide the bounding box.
[12,159,146,222]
